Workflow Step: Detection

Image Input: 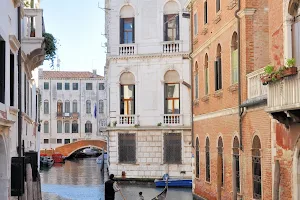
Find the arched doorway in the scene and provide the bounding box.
[0,133,8,199]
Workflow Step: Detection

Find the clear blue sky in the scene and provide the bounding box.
[40,0,106,76]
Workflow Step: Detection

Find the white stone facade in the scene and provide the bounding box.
[105,0,192,179]
[38,69,107,150]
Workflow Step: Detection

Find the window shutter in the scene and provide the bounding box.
[164,84,167,114]
[163,15,168,41]
[214,61,218,91]
[132,17,135,43]
[176,15,180,40]
[218,57,222,89]
[120,18,124,44]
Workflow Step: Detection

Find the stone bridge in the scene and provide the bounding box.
[54,140,107,157]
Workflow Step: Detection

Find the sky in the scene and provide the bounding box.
[38,0,106,76]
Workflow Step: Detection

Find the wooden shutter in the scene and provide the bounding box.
[164,84,168,114]
[0,40,5,104]
[164,15,168,41]
[176,15,180,40]
[11,157,25,196]
[214,61,218,91]
[132,17,135,43]
[120,18,124,44]
[120,86,124,114]
[218,57,222,89]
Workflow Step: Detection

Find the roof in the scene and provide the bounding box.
[42,71,103,79]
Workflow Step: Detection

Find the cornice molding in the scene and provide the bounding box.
[41,77,105,81]
[194,107,239,121]
[9,107,19,116]
[108,52,190,60]
[22,112,34,124]
[237,8,257,18]
[9,35,20,52]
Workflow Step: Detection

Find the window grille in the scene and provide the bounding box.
[164,133,181,164]
[119,133,136,163]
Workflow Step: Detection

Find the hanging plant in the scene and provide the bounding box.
[43,32,57,68]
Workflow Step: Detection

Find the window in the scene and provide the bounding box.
[86,100,91,114]
[216,0,221,12]
[65,83,70,90]
[73,139,77,142]
[44,139,49,144]
[164,133,181,164]
[0,38,5,104]
[72,121,78,133]
[65,121,70,133]
[231,32,238,84]
[194,13,198,35]
[217,137,224,186]
[120,18,135,44]
[44,82,49,90]
[10,53,14,106]
[196,138,200,178]
[119,133,136,163]
[164,14,179,41]
[57,139,62,144]
[120,85,135,115]
[205,137,210,182]
[99,83,105,90]
[215,44,222,91]
[65,100,70,113]
[194,62,199,99]
[57,120,62,133]
[64,139,71,144]
[204,54,209,95]
[57,101,63,116]
[233,136,240,194]
[24,74,27,113]
[99,100,104,114]
[292,14,300,67]
[252,136,262,199]
[44,121,49,133]
[164,70,180,114]
[85,121,92,133]
[86,83,92,90]
[73,83,78,90]
[73,100,78,113]
[57,83,62,90]
[44,100,49,114]
[204,1,208,24]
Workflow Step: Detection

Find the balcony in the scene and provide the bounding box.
[72,112,79,119]
[117,115,137,126]
[162,41,181,54]
[163,114,182,125]
[56,112,63,118]
[247,68,267,99]
[119,44,136,56]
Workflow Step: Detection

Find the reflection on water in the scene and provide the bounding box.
[40,158,192,200]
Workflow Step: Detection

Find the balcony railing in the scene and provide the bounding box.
[118,115,136,125]
[267,67,300,112]
[23,8,43,39]
[247,68,267,99]
[119,44,136,56]
[162,41,181,53]
[56,112,63,117]
[163,114,181,125]
[72,112,79,118]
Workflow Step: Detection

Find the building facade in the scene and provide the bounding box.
[187,0,274,199]
[105,0,192,178]
[0,0,46,199]
[38,69,107,150]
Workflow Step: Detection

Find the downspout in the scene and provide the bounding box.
[189,3,194,148]
[17,3,22,157]
[234,0,243,151]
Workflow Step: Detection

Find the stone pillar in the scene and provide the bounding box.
[26,164,33,200]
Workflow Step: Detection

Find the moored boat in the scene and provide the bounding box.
[52,153,65,163]
[154,174,192,188]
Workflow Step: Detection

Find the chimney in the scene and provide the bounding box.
[92,69,97,76]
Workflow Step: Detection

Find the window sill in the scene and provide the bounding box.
[213,14,222,24]
[201,95,210,102]
[228,83,238,93]
[213,90,223,98]
[201,26,208,35]
[205,181,211,185]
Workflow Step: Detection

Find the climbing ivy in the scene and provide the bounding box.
[43,32,57,69]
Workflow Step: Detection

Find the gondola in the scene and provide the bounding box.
[151,176,168,200]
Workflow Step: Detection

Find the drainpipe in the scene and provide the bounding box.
[17,3,22,157]
[189,3,194,148]
[234,0,243,151]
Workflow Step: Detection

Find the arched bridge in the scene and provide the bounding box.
[54,140,107,157]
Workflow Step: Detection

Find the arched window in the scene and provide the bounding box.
[57,100,63,116]
[204,54,209,95]
[99,100,104,114]
[252,136,262,199]
[120,72,135,116]
[196,137,200,178]
[85,121,92,133]
[65,100,70,113]
[205,137,210,182]
[216,0,221,12]
[164,70,180,115]
[73,100,78,113]
[72,121,78,133]
[86,100,91,114]
[233,136,240,194]
[217,137,224,186]
[194,62,199,99]
[231,32,238,84]
[120,5,135,44]
[57,120,62,133]
[44,121,49,133]
[215,44,222,91]
[44,100,49,114]
[163,1,180,41]
[65,121,70,133]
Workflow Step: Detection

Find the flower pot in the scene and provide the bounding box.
[282,67,298,77]
[261,75,272,85]
[30,30,35,37]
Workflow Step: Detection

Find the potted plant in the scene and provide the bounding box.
[261,64,274,85]
[30,27,35,37]
[282,58,297,76]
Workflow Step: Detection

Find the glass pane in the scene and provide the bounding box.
[205,67,209,95]
[167,100,173,114]
[174,99,180,114]
[167,84,179,98]
[73,102,77,113]
[123,85,134,99]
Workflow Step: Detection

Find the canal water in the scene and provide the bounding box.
[40,158,193,200]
